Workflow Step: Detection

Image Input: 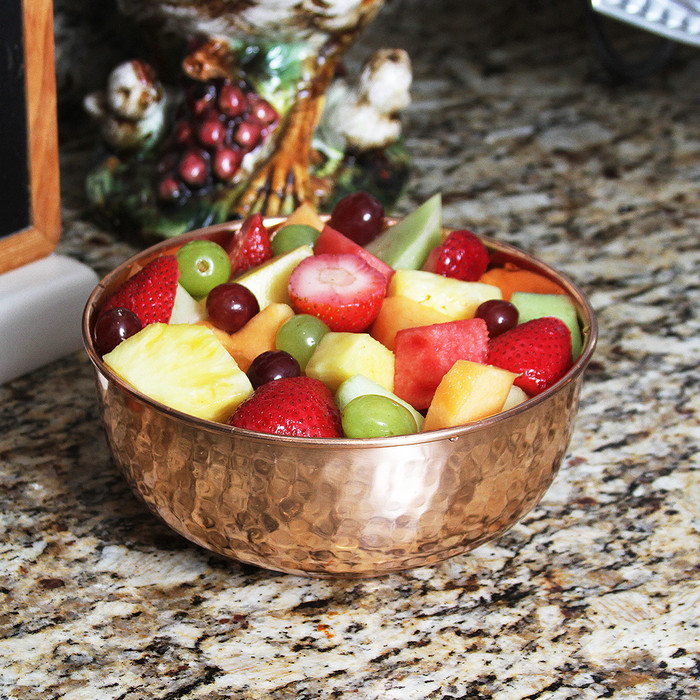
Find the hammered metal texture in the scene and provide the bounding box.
[84,220,597,577]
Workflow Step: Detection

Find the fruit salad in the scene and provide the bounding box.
[93,192,585,439]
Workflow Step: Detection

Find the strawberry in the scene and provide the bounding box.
[229,376,342,438]
[227,213,273,273]
[423,230,490,281]
[101,255,179,326]
[287,253,386,332]
[487,316,573,396]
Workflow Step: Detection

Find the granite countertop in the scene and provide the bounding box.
[2,0,699,697]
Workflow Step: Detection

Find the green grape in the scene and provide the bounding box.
[341,394,418,439]
[271,224,320,256]
[176,240,232,298]
[275,314,329,370]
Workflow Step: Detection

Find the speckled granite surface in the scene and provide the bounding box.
[1,1,699,697]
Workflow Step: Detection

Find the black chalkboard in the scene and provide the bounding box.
[0,0,60,275]
[0,0,32,240]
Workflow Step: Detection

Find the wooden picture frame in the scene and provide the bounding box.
[0,0,60,274]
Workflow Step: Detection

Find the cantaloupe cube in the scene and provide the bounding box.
[423,360,518,431]
[206,302,295,371]
[305,332,394,392]
[479,263,567,301]
[103,323,253,422]
[281,201,325,232]
[370,295,452,351]
[388,269,501,320]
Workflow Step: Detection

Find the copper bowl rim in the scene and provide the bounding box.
[82,217,598,447]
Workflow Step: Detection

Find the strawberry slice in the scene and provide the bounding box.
[423,230,490,281]
[487,316,573,396]
[227,213,273,274]
[288,253,386,332]
[229,376,342,438]
[101,255,179,326]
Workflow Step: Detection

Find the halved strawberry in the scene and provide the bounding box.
[487,316,572,395]
[229,376,342,438]
[423,230,490,281]
[314,224,394,286]
[101,255,180,326]
[227,213,273,274]
[287,253,386,332]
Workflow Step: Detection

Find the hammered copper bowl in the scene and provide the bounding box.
[83,218,597,577]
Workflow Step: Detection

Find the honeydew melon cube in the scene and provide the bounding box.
[423,360,518,431]
[510,291,582,360]
[305,332,395,393]
[365,193,443,270]
[103,323,253,422]
[389,269,501,320]
[233,244,313,308]
[335,374,424,430]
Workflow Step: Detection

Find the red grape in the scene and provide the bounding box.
[178,149,209,188]
[475,299,519,338]
[197,116,226,148]
[93,307,142,355]
[174,121,193,146]
[328,191,385,246]
[213,147,241,182]
[189,84,217,117]
[158,175,186,203]
[247,97,277,126]
[233,122,262,150]
[247,350,300,389]
[206,283,260,332]
[218,83,247,118]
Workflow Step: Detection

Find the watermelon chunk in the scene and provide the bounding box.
[394,318,489,410]
[314,224,394,285]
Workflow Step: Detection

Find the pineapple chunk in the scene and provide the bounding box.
[389,269,501,320]
[103,323,253,422]
[232,244,313,308]
[305,332,395,393]
[423,360,517,431]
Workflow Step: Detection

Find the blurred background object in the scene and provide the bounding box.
[587,0,700,80]
[73,0,413,241]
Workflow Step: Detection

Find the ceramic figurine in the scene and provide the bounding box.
[84,60,170,154]
[84,0,412,240]
[319,48,412,152]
